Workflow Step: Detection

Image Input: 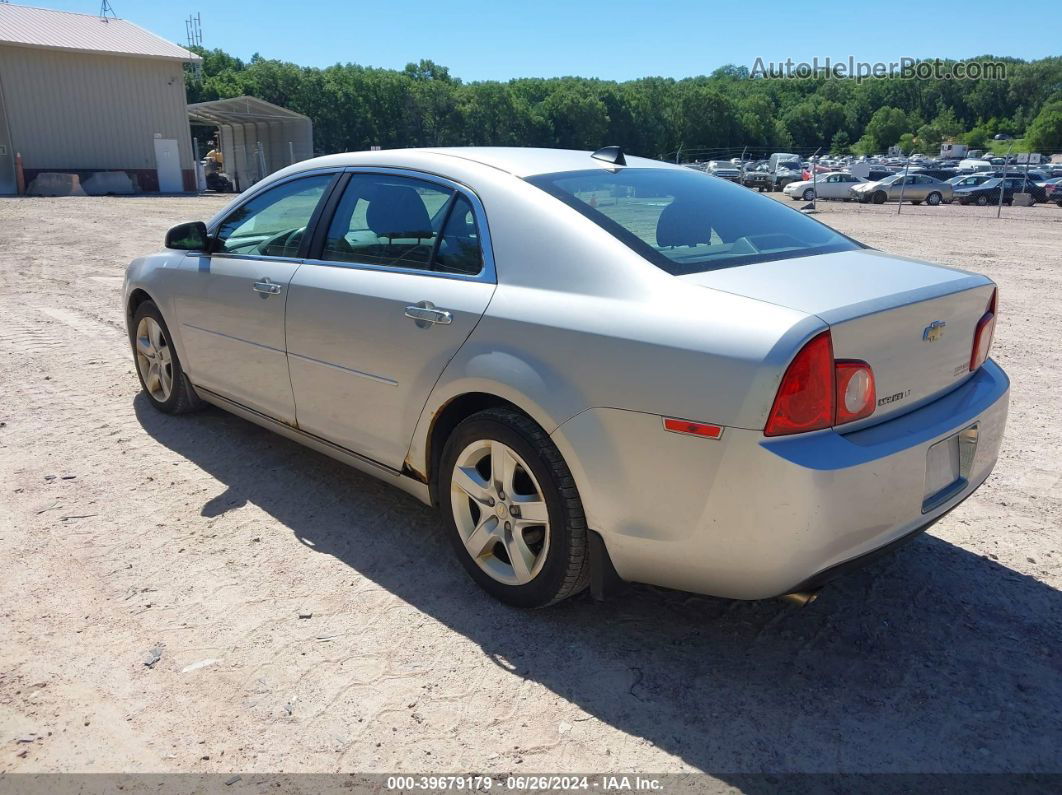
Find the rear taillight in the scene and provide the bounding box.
[970,288,998,372]
[834,361,876,424]
[764,332,877,437]
[764,332,835,436]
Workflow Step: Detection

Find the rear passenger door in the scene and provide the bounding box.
[284,170,496,469]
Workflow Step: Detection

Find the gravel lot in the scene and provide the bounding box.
[1,192,1060,780]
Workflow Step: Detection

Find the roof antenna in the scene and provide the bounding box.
[591,146,626,167]
[100,1,117,20]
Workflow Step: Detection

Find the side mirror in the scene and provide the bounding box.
[165,221,210,251]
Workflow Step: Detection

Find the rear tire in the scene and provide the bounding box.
[439,408,590,608]
[130,300,204,414]
[976,195,989,206]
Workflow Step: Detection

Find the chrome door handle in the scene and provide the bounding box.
[405,302,452,327]
[253,279,282,295]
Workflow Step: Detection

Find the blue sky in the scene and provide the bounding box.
[33,0,1060,81]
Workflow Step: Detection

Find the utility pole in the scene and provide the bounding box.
[993,134,1014,219]
[810,147,821,211]
[897,146,912,215]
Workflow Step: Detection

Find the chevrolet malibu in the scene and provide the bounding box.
[124,147,1008,608]
[850,173,953,205]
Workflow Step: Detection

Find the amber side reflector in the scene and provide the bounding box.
[663,417,723,439]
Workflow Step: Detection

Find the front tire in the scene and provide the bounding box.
[130,300,203,414]
[976,195,989,206]
[926,192,942,206]
[439,408,590,608]
[802,188,815,201]
[872,191,887,204]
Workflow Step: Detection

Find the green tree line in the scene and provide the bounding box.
[186,51,1062,158]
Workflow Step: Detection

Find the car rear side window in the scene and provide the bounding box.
[527,168,860,275]
[433,195,483,275]
[321,174,453,271]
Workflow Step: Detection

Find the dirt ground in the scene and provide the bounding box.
[0,192,1060,781]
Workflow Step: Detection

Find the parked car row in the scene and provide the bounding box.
[774,170,1060,208]
[688,151,1062,208]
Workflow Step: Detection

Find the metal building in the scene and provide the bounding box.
[0,4,200,195]
[188,96,314,192]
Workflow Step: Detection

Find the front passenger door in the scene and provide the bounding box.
[176,172,336,423]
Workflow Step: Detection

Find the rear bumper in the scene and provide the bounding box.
[550,359,1009,599]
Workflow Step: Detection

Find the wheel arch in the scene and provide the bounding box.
[405,342,592,496]
[417,391,529,506]
[416,389,625,600]
[126,287,155,327]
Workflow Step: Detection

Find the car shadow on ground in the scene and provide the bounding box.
[136,396,1061,774]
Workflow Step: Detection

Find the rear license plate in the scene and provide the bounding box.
[922,424,979,513]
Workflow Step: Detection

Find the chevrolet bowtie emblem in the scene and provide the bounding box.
[923,320,946,342]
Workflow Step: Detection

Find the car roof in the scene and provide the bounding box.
[425,146,686,176]
[294,147,683,179]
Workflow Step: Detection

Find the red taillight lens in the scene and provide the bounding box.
[970,288,997,372]
[764,331,835,436]
[765,332,879,436]
[834,361,876,424]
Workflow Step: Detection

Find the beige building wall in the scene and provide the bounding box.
[0,44,193,174]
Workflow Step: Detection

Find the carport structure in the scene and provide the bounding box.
[187,96,314,191]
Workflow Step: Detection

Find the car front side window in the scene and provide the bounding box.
[214,174,334,258]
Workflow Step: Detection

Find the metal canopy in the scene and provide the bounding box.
[187,96,314,191]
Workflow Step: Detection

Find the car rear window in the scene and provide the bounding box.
[526,168,861,275]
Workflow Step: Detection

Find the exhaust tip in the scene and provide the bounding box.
[779,589,821,607]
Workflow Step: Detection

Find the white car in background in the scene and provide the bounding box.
[784,172,868,201]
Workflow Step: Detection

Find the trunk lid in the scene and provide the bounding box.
[681,249,995,424]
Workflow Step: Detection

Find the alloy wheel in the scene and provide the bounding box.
[450,439,550,586]
[135,317,173,403]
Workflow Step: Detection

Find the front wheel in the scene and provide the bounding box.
[926,192,942,206]
[976,195,989,206]
[440,408,590,608]
[872,191,887,204]
[130,300,204,414]
[802,188,816,202]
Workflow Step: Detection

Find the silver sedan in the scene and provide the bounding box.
[125,147,1008,607]
[850,173,954,205]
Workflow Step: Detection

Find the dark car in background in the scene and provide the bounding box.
[954,177,1048,206]
[1041,177,1062,206]
[948,174,996,190]
[740,162,773,191]
[913,168,959,182]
